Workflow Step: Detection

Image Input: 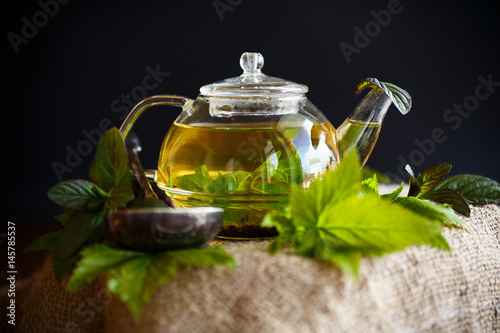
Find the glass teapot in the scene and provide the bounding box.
[119,52,409,239]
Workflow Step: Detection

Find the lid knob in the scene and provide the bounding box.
[240,52,264,74]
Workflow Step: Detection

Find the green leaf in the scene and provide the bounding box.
[381,182,404,200]
[273,169,289,184]
[291,151,361,225]
[293,228,320,258]
[262,149,460,278]
[54,208,74,226]
[433,174,500,204]
[47,180,107,211]
[253,151,281,179]
[52,252,81,281]
[419,234,451,252]
[317,194,443,256]
[406,165,422,197]
[417,163,452,196]
[252,182,288,194]
[68,244,236,318]
[361,175,378,196]
[422,188,470,217]
[177,165,211,191]
[314,244,362,278]
[54,210,107,261]
[21,231,61,254]
[106,255,157,318]
[206,171,252,194]
[356,78,412,115]
[176,149,301,195]
[361,165,390,183]
[168,247,238,269]
[394,197,469,230]
[277,149,303,185]
[262,210,296,254]
[67,244,147,292]
[89,127,131,192]
[177,166,252,195]
[222,207,252,226]
[104,183,135,210]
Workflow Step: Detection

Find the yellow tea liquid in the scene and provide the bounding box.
[336,119,381,166]
[155,120,338,238]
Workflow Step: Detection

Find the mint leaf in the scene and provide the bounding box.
[394,197,468,230]
[33,128,138,280]
[361,175,378,196]
[104,183,135,210]
[47,180,107,211]
[54,208,74,226]
[314,244,362,278]
[177,167,252,195]
[177,165,211,191]
[52,252,81,281]
[89,127,131,192]
[403,163,471,217]
[273,169,289,184]
[206,171,252,194]
[416,163,452,196]
[68,244,236,317]
[361,165,390,183]
[381,182,404,200]
[264,150,456,278]
[277,149,303,185]
[406,164,422,197]
[433,174,500,204]
[262,210,295,253]
[421,188,470,217]
[102,255,157,318]
[317,194,443,256]
[54,210,107,261]
[253,151,281,179]
[21,230,61,254]
[222,207,252,226]
[356,78,412,115]
[420,234,451,252]
[292,151,361,224]
[176,149,301,196]
[67,244,147,292]
[252,182,288,194]
[167,247,238,268]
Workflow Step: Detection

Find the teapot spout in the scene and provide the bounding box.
[337,88,392,166]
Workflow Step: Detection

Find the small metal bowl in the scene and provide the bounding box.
[106,207,223,252]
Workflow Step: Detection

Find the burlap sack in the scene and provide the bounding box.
[1,253,107,333]
[3,204,499,332]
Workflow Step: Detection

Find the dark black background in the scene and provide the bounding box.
[5,0,500,224]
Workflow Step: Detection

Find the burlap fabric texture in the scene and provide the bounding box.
[2,204,499,333]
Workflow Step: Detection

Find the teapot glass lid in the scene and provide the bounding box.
[199,52,308,98]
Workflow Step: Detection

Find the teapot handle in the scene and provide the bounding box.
[119,95,191,139]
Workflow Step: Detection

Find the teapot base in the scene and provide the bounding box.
[157,186,286,240]
[217,223,278,240]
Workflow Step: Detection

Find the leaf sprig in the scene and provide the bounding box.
[175,150,303,223]
[66,244,236,318]
[176,149,303,196]
[402,162,500,214]
[262,151,464,278]
[23,128,137,279]
[21,127,237,318]
[356,78,412,115]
